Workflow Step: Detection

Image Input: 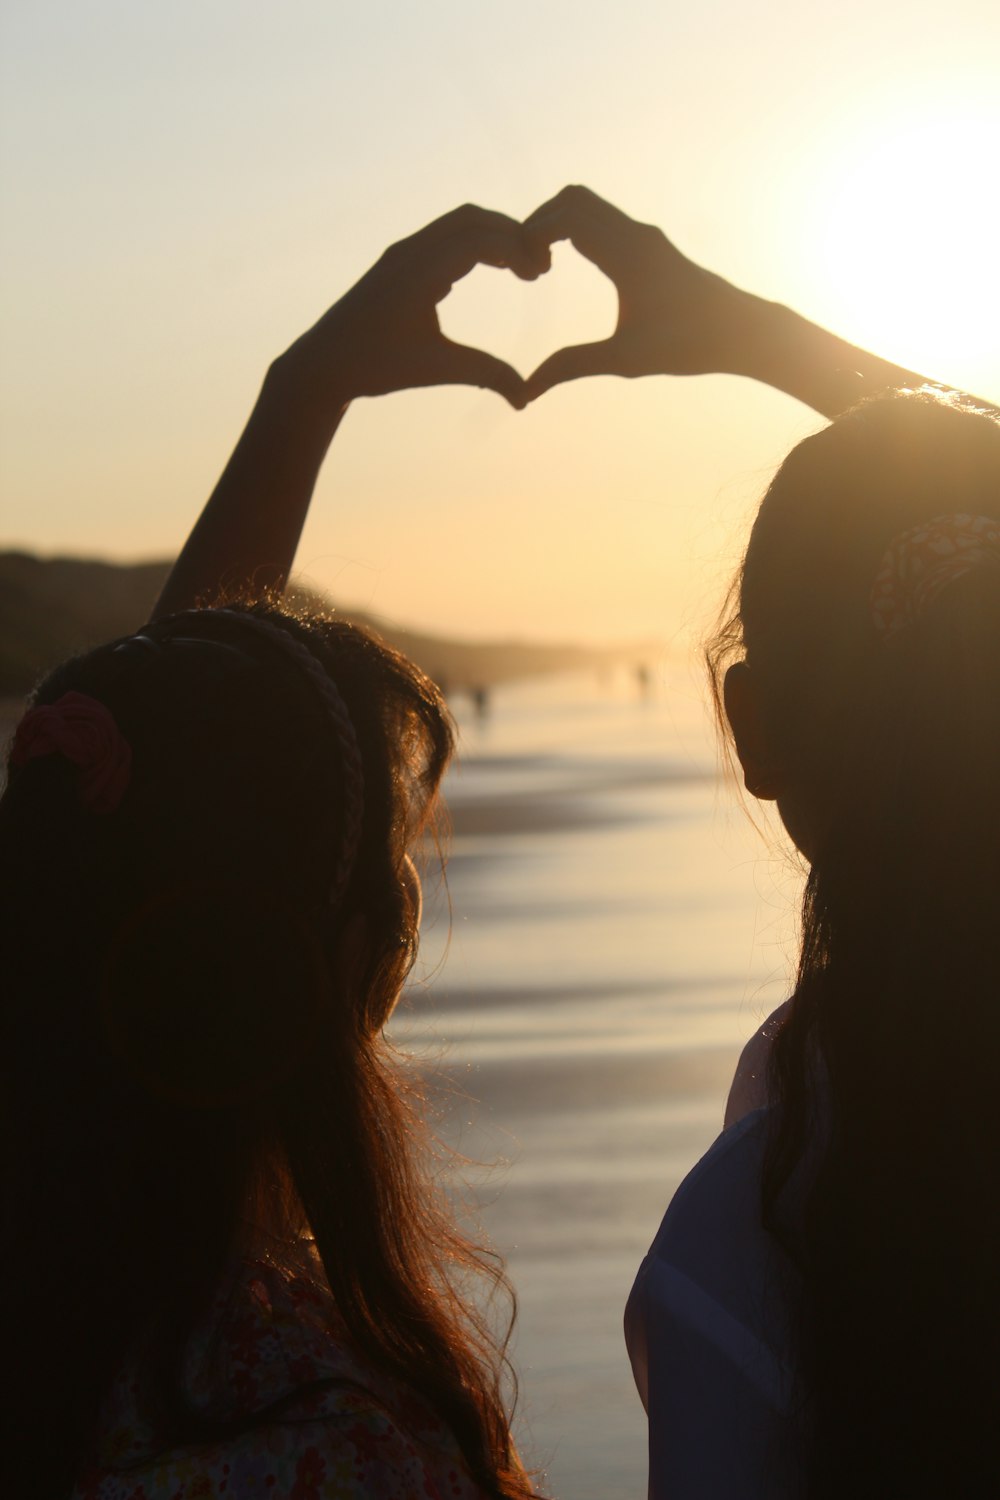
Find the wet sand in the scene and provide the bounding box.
[398,670,801,1498]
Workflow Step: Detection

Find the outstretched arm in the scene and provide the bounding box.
[522,186,994,420]
[153,206,548,619]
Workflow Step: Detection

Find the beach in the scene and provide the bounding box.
[396,663,803,1499]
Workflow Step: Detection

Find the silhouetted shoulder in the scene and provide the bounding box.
[724,1000,792,1130]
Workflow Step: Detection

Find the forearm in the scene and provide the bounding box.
[722,287,994,420]
[152,347,348,620]
[152,199,539,622]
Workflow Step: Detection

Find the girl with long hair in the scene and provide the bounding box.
[705,391,1000,1497]
[521,186,1000,1495]
[2,205,549,1500]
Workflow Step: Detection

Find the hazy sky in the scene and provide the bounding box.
[2,0,998,645]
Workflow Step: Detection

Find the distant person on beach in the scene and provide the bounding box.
[522,186,1000,1497]
[0,207,549,1500]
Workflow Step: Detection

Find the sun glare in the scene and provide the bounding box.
[807,107,1000,390]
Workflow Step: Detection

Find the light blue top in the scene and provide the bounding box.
[625,1108,801,1499]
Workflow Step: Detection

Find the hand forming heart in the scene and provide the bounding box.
[285,188,740,420]
[520,185,741,402]
[289,205,548,415]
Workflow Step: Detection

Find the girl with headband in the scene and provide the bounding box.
[522,187,1000,1497]
[1,206,549,1500]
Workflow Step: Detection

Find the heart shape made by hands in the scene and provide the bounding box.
[438,243,617,383]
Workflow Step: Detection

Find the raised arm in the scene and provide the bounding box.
[522,186,994,420]
[153,206,548,619]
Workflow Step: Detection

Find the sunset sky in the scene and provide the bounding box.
[2,0,998,646]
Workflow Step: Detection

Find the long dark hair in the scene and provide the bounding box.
[1,601,532,1499]
[708,392,1000,1494]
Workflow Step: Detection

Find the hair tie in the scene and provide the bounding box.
[11,692,131,813]
[870,513,1000,644]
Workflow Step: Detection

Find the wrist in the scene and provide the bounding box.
[722,293,839,416]
[661,262,770,381]
[719,285,786,383]
[266,336,353,439]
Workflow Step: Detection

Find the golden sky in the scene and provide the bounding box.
[2,0,998,645]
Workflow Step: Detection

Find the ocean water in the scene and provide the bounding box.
[395,663,804,1500]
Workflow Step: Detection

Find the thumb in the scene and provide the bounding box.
[523,339,619,403]
[437,338,528,409]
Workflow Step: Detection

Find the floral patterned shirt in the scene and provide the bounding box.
[72,1257,492,1500]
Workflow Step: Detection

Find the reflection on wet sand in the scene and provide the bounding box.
[396,668,801,1500]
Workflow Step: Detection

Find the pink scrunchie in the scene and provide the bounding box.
[10,691,132,814]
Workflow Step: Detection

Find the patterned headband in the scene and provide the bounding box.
[870,513,1000,644]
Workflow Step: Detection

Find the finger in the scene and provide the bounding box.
[523,339,621,402]
[524,184,633,232]
[523,185,640,280]
[396,204,551,295]
[435,226,550,291]
[432,338,528,409]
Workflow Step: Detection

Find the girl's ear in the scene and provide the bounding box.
[723,662,785,802]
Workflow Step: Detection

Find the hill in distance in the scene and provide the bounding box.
[0,551,659,701]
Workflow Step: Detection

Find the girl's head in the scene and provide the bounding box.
[3,602,449,1118]
[710,395,1000,1494]
[711,390,1000,867]
[1,604,530,1499]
